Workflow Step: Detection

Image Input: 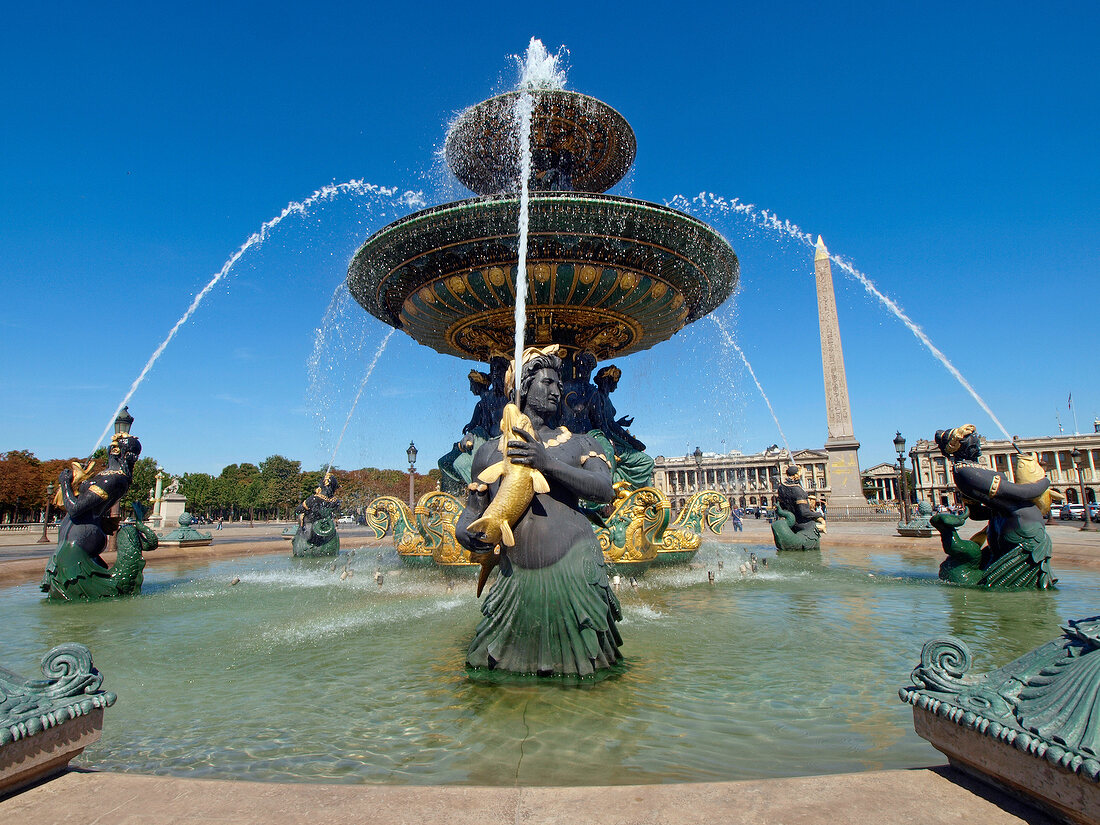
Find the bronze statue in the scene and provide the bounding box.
[292,472,341,557]
[587,365,654,491]
[771,464,825,551]
[561,350,597,434]
[456,344,622,677]
[931,425,1056,588]
[41,433,158,600]
[439,369,494,495]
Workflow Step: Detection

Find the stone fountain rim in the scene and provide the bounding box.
[346,191,739,359]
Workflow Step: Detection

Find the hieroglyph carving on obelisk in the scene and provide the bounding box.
[815,236,866,508]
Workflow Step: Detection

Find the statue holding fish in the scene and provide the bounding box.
[931,424,1057,589]
[455,344,623,677]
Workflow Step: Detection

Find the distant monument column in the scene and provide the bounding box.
[814,236,865,509]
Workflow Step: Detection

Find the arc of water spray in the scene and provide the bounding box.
[670,193,1011,440]
[325,328,396,475]
[710,315,792,458]
[93,181,425,452]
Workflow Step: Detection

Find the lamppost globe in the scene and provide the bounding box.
[407,441,418,468]
[893,431,906,457]
[114,406,134,436]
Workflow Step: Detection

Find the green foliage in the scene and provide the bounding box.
[119,457,159,512]
[0,448,443,523]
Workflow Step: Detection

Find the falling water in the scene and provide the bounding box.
[669,193,1012,440]
[510,39,567,389]
[325,328,396,475]
[711,314,792,457]
[93,181,425,452]
[512,90,534,385]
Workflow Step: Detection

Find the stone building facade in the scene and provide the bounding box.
[652,447,830,512]
[909,422,1100,507]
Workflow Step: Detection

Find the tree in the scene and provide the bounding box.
[179,473,217,518]
[120,457,159,515]
[259,455,301,520]
[0,450,43,522]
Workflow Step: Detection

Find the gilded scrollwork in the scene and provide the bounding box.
[366,496,430,560]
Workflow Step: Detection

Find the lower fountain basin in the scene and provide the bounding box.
[4,545,1097,786]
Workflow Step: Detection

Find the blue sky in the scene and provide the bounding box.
[2,2,1097,477]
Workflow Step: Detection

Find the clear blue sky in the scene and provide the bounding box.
[2,2,1096,477]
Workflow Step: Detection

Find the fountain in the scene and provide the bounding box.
[5,43,1095,819]
[354,53,735,577]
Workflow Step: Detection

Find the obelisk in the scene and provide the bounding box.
[814,236,865,509]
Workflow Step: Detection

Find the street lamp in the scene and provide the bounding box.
[107,408,134,553]
[406,441,418,508]
[693,446,703,494]
[894,431,911,524]
[114,406,134,436]
[37,482,55,544]
[909,446,919,510]
[1072,447,1091,532]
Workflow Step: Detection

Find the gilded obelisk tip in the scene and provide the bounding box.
[815,235,829,262]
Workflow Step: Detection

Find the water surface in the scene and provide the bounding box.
[5,542,1095,785]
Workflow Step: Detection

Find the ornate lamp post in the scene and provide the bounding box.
[894,431,911,524]
[693,446,703,495]
[1072,447,1091,532]
[107,407,134,553]
[114,406,134,436]
[406,441,418,508]
[37,482,55,544]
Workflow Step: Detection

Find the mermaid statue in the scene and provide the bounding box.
[438,369,495,495]
[41,433,159,600]
[587,365,655,492]
[292,472,341,557]
[931,425,1056,589]
[455,344,622,678]
[771,464,826,551]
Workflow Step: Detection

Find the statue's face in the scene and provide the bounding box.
[523,367,562,418]
[958,432,982,460]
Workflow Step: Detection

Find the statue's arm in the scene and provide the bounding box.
[508,430,614,504]
[59,469,112,519]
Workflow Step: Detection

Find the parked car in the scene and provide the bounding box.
[1060,504,1085,521]
[337,515,356,525]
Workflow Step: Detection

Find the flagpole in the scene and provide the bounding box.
[1070,392,1079,435]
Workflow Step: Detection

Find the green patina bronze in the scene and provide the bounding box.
[771,466,825,552]
[291,473,340,558]
[897,500,935,538]
[900,616,1100,813]
[41,433,159,601]
[159,512,213,545]
[0,644,115,748]
[931,425,1056,589]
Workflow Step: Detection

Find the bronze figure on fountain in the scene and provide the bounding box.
[41,433,159,600]
[292,471,341,557]
[455,345,622,678]
[771,464,826,551]
[931,425,1056,588]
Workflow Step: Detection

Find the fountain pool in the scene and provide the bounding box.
[5,541,1097,786]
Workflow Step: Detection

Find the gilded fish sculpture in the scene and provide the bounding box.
[467,402,550,595]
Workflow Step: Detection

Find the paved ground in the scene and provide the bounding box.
[3,518,1090,823]
[1,766,1060,824]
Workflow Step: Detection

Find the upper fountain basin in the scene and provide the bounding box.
[445,90,637,195]
[347,192,739,361]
